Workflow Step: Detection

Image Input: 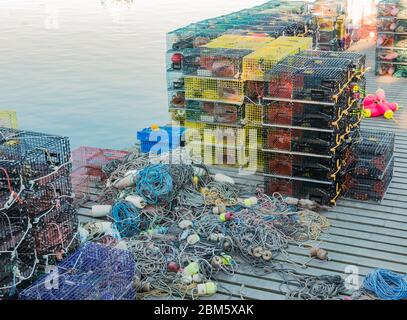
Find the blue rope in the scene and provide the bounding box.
[111,200,141,238]
[135,164,173,205]
[363,269,407,300]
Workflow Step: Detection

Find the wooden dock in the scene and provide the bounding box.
[78,41,407,300]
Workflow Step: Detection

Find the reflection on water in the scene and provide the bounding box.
[0,0,265,149]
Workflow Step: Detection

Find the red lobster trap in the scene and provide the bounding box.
[71,146,129,203]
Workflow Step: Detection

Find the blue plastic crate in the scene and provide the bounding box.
[19,243,136,300]
[137,126,185,154]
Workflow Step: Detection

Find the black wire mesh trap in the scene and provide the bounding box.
[0,128,73,216]
[348,129,395,180]
[263,99,345,131]
[263,151,346,182]
[0,212,37,295]
[342,158,394,202]
[262,126,347,156]
[298,50,367,73]
[266,55,351,102]
[186,101,243,125]
[264,175,340,205]
[20,243,136,300]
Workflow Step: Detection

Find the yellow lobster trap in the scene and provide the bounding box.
[242,37,312,81]
[0,110,18,129]
[184,76,245,104]
[271,36,313,51]
[244,103,263,127]
[203,34,275,50]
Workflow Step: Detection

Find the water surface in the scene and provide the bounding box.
[0,0,266,149]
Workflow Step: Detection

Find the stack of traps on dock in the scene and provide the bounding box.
[0,128,78,296]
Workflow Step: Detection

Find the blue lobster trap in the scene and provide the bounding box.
[19,243,136,300]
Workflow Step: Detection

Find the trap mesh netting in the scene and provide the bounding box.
[20,243,136,300]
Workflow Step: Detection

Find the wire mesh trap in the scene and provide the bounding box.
[263,151,346,182]
[186,101,244,125]
[264,175,341,205]
[263,126,348,156]
[1,212,37,294]
[20,243,136,300]
[266,55,352,102]
[0,128,73,217]
[349,129,395,180]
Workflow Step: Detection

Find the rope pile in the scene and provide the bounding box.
[362,269,407,300]
[79,148,340,300]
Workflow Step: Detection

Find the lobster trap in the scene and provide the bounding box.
[32,200,79,264]
[183,48,253,79]
[244,103,263,127]
[263,99,345,131]
[184,76,245,104]
[348,129,395,180]
[0,128,73,216]
[265,175,341,205]
[72,146,128,172]
[187,141,246,168]
[377,16,407,32]
[263,126,348,156]
[0,110,18,129]
[267,55,352,103]
[169,90,186,109]
[203,34,275,50]
[342,158,394,202]
[1,212,37,294]
[20,243,136,300]
[242,44,300,81]
[297,50,367,74]
[186,101,244,125]
[263,149,350,182]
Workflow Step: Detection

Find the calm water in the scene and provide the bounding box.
[0,0,266,149]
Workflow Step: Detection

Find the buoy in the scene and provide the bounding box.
[187,234,200,245]
[196,282,217,296]
[183,262,200,276]
[212,204,226,215]
[90,205,112,218]
[125,195,146,209]
[310,247,329,260]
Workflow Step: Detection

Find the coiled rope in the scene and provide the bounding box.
[111,200,142,238]
[135,164,173,205]
[363,269,407,300]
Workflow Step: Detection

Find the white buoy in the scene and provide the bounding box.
[113,170,138,189]
[125,195,146,209]
[90,205,112,218]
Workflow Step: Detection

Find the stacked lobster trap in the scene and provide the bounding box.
[311,0,351,51]
[342,129,395,202]
[180,35,313,171]
[262,50,367,205]
[0,128,78,297]
[376,0,407,77]
[167,0,318,126]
